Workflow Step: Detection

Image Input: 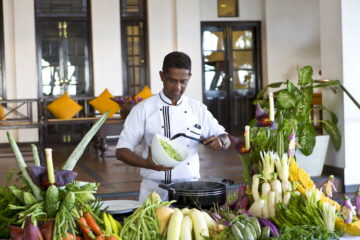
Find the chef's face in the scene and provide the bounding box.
[160,68,191,104]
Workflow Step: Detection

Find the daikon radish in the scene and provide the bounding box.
[167,208,183,240]
[180,215,193,240]
[190,209,209,240]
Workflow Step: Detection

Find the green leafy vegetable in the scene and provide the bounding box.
[269,225,341,240]
[159,139,182,161]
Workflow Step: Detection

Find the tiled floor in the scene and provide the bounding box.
[0,142,243,200]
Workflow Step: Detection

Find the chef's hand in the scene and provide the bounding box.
[202,135,223,150]
[145,147,173,171]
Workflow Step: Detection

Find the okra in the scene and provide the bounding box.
[31,144,41,167]
[6,132,43,201]
[62,112,108,171]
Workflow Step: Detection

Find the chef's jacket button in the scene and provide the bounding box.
[187,145,189,147]
[187,163,190,165]
[187,128,189,130]
[160,108,162,111]
[161,126,164,128]
[184,111,187,113]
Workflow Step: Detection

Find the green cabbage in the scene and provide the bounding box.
[159,139,182,161]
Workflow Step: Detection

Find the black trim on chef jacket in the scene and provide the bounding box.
[162,105,172,184]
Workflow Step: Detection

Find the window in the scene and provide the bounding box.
[35,0,93,97]
[120,0,148,95]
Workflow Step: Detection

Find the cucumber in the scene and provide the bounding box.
[61,191,75,211]
[45,185,59,217]
[23,192,38,205]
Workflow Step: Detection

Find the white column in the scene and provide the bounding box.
[91,0,122,96]
[176,0,202,101]
[320,0,360,188]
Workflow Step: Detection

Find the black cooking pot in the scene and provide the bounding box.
[159,179,233,209]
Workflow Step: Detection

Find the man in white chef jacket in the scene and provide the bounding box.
[116,51,230,202]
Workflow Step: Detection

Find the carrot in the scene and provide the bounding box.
[94,235,105,240]
[62,233,83,240]
[84,212,103,236]
[78,217,96,239]
[108,235,118,240]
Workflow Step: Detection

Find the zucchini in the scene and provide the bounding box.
[62,112,108,171]
[45,184,59,217]
[31,144,41,167]
[6,132,43,201]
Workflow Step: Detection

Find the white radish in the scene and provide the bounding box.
[261,182,271,218]
[283,191,291,205]
[248,198,265,217]
[268,191,276,218]
[281,179,291,193]
[181,208,191,216]
[180,215,193,240]
[201,211,217,230]
[190,209,209,240]
[167,208,184,240]
[271,179,282,203]
[252,174,260,201]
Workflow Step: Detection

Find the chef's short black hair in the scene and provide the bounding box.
[162,51,191,74]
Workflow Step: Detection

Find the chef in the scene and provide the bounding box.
[116,51,230,202]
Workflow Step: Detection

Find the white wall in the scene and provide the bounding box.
[91,0,122,96]
[340,0,360,186]
[264,0,321,84]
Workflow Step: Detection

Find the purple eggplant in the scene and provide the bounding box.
[230,184,248,210]
[258,217,280,237]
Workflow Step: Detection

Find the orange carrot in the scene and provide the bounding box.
[108,235,118,240]
[62,233,83,240]
[84,212,103,236]
[94,235,105,240]
[78,217,95,239]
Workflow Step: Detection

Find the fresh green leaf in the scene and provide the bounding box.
[286,80,300,98]
[313,105,338,124]
[298,66,314,86]
[298,122,316,156]
[295,87,312,122]
[256,82,284,99]
[321,120,342,151]
[277,90,296,109]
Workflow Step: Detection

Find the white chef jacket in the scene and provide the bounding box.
[116,90,226,201]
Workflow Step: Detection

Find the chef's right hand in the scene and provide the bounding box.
[145,147,173,171]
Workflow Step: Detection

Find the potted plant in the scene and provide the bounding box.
[233,66,341,183]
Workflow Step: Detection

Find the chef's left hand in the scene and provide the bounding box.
[202,135,223,150]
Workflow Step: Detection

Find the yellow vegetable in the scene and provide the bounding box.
[108,213,119,234]
[190,209,209,240]
[167,208,184,240]
[156,206,175,235]
[181,208,191,216]
[201,211,217,230]
[180,215,193,240]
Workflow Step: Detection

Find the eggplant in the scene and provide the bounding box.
[258,217,280,237]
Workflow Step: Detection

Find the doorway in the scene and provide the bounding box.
[201,21,262,135]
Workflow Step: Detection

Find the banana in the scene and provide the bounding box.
[103,212,113,234]
[108,213,119,235]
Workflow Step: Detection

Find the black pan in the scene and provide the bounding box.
[159,179,233,209]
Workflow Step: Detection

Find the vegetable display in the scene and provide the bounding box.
[160,139,182,161]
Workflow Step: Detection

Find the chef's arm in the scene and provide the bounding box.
[116,148,172,171]
[202,134,230,150]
